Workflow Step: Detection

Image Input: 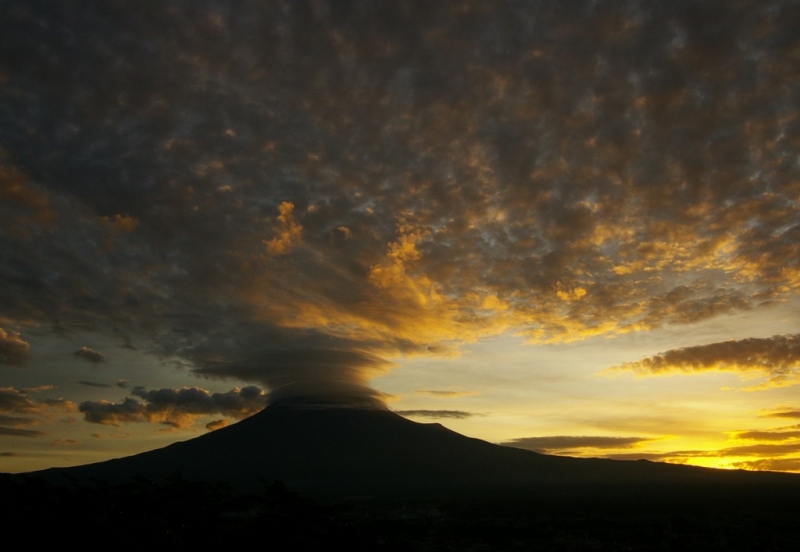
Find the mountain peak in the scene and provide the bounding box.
[266,393,388,411]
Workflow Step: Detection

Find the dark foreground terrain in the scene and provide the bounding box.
[3,471,799,551]
[7,402,800,549]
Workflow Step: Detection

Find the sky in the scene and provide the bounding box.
[1,0,800,475]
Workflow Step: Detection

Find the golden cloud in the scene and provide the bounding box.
[605,334,800,388]
[264,201,303,255]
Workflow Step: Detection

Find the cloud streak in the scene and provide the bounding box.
[501,436,651,454]
[764,410,800,420]
[0,427,46,438]
[393,410,479,420]
[414,389,477,398]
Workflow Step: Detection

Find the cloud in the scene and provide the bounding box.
[1,1,799,405]
[0,387,77,441]
[501,436,651,454]
[0,327,29,366]
[394,410,479,420]
[601,440,800,467]
[0,414,39,427]
[79,398,157,426]
[0,427,46,437]
[74,347,106,364]
[77,380,112,388]
[130,385,267,418]
[52,438,80,446]
[414,389,477,398]
[264,201,303,255]
[733,429,800,442]
[714,442,800,458]
[206,419,227,431]
[606,334,800,388]
[183,328,393,407]
[22,385,55,393]
[764,410,800,419]
[600,452,684,462]
[101,213,139,233]
[40,397,75,411]
[0,157,58,226]
[731,458,800,472]
[79,385,268,428]
[0,387,41,414]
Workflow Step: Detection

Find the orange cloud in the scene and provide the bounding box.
[264,201,303,255]
[368,215,428,289]
[206,419,228,431]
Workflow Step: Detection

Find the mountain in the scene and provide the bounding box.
[20,398,800,510]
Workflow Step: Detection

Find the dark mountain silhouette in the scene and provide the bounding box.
[18,398,800,511]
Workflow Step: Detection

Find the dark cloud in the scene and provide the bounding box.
[0,327,29,366]
[765,410,800,419]
[184,328,393,407]
[22,385,55,393]
[734,429,800,442]
[0,388,75,440]
[52,438,80,446]
[0,387,40,414]
[501,435,650,453]
[79,385,267,428]
[600,452,682,462]
[1,1,799,404]
[40,397,74,410]
[77,380,112,388]
[74,346,106,364]
[607,334,800,388]
[602,442,800,465]
[0,427,46,438]
[715,442,800,458]
[393,409,479,420]
[0,414,39,427]
[130,385,267,418]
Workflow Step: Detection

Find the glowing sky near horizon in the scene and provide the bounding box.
[2,0,800,474]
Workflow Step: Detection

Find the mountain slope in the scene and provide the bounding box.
[24,402,800,508]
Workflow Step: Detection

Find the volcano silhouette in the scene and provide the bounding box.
[26,398,800,508]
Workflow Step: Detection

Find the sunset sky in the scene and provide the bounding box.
[2,0,800,475]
